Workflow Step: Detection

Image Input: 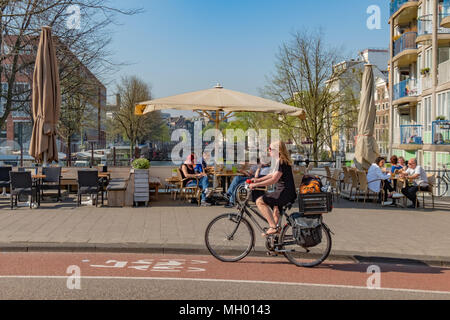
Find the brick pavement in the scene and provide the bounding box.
[0,195,449,264]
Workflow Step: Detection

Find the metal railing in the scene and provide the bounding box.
[422,75,433,91]
[432,120,450,145]
[393,79,419,101]
[419,13,450,35]
[390,0,418,17]
[393,32,417,57]
[400,124,423,145]
[418,14,432,36]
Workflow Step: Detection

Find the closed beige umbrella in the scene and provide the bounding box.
[354,65,380,171]
[29,26,61,164]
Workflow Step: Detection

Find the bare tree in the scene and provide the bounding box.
[113,76,164,156]
[263,30,357,161]
[0,0,142,136]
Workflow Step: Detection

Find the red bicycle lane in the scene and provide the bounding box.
[0,252,449,294]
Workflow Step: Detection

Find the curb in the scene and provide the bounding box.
[1,243,450,267]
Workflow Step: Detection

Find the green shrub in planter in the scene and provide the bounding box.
[132,158,151,170]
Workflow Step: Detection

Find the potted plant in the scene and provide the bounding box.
[131,158,150,206]
[420,68,430,76]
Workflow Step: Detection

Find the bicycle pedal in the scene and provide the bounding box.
[266,251,278,257]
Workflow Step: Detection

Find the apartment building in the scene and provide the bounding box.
[375,76,390,156]
[389,0,450,171]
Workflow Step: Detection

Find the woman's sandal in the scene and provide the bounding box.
[262,227,281,237]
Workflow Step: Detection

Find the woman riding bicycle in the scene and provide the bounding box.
[249,141,297,237]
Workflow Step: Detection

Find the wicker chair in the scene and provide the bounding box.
[77,170,102,207]
[9,172,35,209]
[349,169,360,201]
[340,167,352,199]
[41,167,62,202]
[416,174,436,209]
[357,170,382,204]
[177,168,202,206]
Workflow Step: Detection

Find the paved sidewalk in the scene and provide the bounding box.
[0,195,449,264]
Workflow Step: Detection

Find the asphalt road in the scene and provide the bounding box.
[0,252,449,300]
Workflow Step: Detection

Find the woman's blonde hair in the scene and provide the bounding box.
[271,141,292,166]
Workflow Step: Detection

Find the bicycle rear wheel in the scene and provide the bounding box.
[435,176,449,197]
[280,222,332,268]
[205,213,255,263]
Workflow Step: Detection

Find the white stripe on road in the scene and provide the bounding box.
[0,275,449,296]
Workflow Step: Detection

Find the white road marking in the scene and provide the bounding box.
[0,276,449,295]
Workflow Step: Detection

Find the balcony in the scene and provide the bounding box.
[432,120,450,145]
[400,125,423,145]
[418,14,450,40]
[440,0,450,28]
[393,79,419,102]
[393,32,417,56]
[438,59,450,85]
[390,0,418,17]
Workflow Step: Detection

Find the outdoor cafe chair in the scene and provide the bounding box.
[41,167,62,202]
[329,169,342,202]
[349,169,360,201]
[0,167,12,195]
[177,168,202,206]
[357,170,381,204]
[9,171,35,209]
[324,166,332,180]
[416,174,436,210]
[77,170,103,207]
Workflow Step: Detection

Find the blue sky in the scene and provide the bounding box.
[107,0,389,114]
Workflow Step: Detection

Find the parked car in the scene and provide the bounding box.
[291,153,304,162]
[74,161,90,167]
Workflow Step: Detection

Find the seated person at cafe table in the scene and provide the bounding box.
[181,154,213,207]
[224,157,274,208]
[367,157,403,206]
[400,158,429,209]
[224,161,259,208]
[390,155,405,174]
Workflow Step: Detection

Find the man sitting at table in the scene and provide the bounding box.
[401,158,429,209]
[223,158,273,209]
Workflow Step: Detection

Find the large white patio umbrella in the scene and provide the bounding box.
[136,84,306,189]
[136,84,306,130]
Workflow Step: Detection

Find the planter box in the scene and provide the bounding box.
[133,169,149,206]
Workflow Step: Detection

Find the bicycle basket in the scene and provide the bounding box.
[288,213,323,248]
[298,192,333,215]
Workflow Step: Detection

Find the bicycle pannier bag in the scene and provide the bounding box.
[288,213,322,248]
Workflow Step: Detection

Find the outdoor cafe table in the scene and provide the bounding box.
[214,172,244,191]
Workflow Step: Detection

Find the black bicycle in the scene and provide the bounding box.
[205,183,333,268]
[435,165,450,197]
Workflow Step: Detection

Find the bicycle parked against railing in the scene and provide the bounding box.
[204,182,333,268]
[435,165,450,197]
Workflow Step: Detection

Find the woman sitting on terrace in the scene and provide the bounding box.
[181,154,213,207]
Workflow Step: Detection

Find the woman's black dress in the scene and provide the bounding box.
[262,162,297,209]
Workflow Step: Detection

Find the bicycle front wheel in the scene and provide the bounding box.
[205,214,255,263]
[280,222,332,268]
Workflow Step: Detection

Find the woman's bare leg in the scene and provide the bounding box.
[256,197,276,229]
[273,207,281,226]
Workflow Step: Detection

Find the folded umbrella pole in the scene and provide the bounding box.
[29,26,61,165]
